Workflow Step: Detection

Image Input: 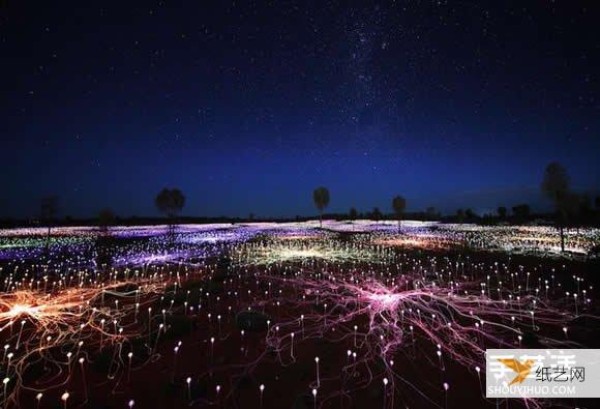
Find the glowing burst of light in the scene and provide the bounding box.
[365,291,403,313]
[0,277,171,406]
[7,304,37,318]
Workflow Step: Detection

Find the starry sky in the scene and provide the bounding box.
[1,1,599,219]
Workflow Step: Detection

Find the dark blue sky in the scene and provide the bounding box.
[1,1,599,218]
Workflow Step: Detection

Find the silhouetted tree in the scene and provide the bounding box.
[40,196,58,245]
[465,208,476,220]
[349,207,358,221]
[456,209,465,223]
[371,207,382,222]
[155,188,186,231]
[312,186,330,228]
[391,195,406,231]
[592,196,600,225]
[556,192,586,233]
[95,209,115,270]
[98,208,116,233]
[512,204,530,222]
[426,206,438,220]
[497,206,507,220]
[541,162,570,252]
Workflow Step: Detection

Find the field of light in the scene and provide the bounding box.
[0,221,597,408]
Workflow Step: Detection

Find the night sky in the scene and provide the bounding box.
[1,1,599,219]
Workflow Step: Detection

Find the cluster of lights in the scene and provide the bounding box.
[233,238,394,266]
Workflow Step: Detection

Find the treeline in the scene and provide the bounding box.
[1,201,599,230]
[1,162,598,234]
[5,203,599,230]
